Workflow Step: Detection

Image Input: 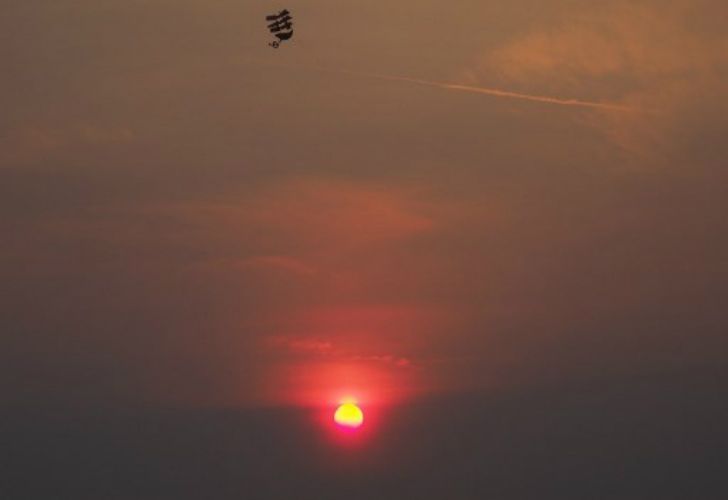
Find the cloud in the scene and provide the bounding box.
[1,125,134,166]
[97,177,454,405]
[266,335,413,368]
[147,177,435,249]
[468,1,728,158]
[266,336,334,354]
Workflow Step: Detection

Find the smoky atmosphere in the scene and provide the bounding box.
[2,1,727,499]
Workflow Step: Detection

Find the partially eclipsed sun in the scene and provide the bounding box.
[334,402,364,428]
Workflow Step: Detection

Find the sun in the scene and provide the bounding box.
[334,402,364,429]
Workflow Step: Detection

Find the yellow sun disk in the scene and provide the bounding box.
[334,403,364,428]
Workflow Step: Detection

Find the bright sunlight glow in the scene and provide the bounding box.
[334,402,364,428]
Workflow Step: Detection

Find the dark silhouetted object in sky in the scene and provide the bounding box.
[267,9,294,48]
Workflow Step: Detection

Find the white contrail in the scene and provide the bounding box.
[248,60,636,112]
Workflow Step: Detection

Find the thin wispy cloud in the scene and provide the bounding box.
[471,1,728,156]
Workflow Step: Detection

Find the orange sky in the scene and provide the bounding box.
[2,0,727,412]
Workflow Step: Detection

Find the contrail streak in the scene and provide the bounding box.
[248,60,636,112]
[337,70,635,112]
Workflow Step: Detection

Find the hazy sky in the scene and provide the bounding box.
[2,1,728,497]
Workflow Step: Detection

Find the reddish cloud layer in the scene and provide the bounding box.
[137,178,460,406]
[468,1,728,158]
